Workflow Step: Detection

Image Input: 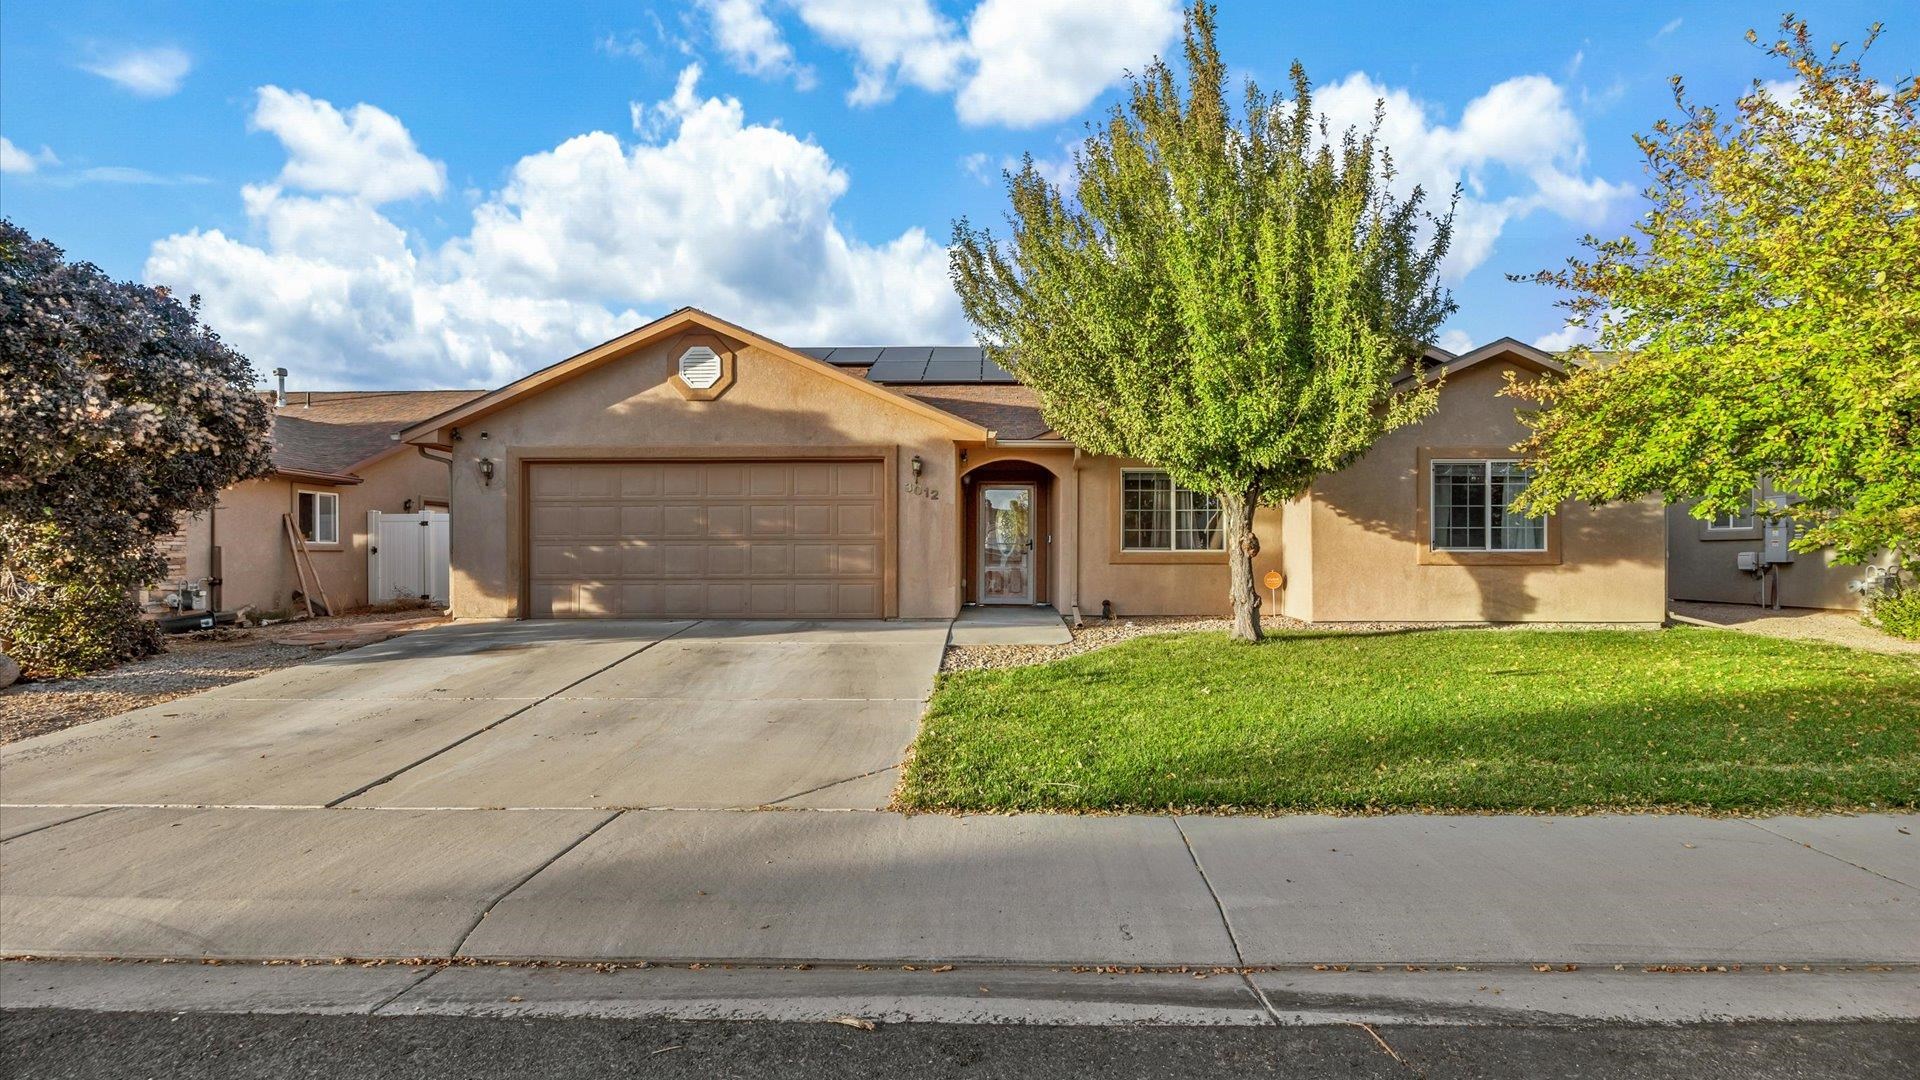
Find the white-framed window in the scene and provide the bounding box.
[297,490,340,545]
[1705,494,1757,531]
[1430,460,1547,552]
[1121,469,1224,551]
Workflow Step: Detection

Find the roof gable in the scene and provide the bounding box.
[399,308,993,445]
[1396,337,1565,388]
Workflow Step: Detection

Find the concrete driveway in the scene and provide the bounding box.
[0,619,947,811]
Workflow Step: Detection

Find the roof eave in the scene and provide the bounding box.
[274,467,365,486]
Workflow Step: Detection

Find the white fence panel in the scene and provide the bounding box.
[368,511,451,604]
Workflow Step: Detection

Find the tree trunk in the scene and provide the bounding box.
[1221,486,1263,643]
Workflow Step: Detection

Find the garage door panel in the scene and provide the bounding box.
[662,465,703,496]
[791,583,835,616]
[836,504,878,535]
[790,463,833,496]
[619,543,662,576]
[707,505,747,537]
[750,546,791,575]
[528,460,886,620]
[836,544,879,575]
[792,544,834,576]
[620,505,662,535]
[834,462,878,497]
[618,464,662,497]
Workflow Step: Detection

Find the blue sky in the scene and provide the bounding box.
[1,1,1907,388]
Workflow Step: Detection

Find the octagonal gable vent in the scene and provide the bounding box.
[678,346,722,390]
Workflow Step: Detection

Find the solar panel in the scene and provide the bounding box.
[793,346,837,361]
[807,345,1021,384]
[866,359,930,383]
[822,346,884,366]
[923,359,983,382]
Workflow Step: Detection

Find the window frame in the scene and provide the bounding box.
[296,489,341,546]
[1427,458,1549,554]
[1704,495,1757,532]
[1118,468,1225,554]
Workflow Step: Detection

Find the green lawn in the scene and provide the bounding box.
[899,627,1920,814]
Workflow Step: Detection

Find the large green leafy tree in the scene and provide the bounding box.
[0,221,274,675]
[950,2,1456,642]
[1510,17,1919,575]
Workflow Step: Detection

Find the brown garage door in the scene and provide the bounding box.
[525,460,886,619]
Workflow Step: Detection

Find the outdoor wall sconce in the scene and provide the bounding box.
[911,454,924,478]
[478,457,495,487]
[402,498,414,513]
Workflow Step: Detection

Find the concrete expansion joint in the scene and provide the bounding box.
[1169,816,1282,1026]
[449,810,625,958]
[1741,818,1920,891]
[321,622,701,808]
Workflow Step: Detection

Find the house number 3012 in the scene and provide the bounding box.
[905,481,940,500]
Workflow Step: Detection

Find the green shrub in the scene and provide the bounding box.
[1870,590,1920,641]
[0,582,162,678]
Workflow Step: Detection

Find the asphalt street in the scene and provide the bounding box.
[5,1010,1916,1080]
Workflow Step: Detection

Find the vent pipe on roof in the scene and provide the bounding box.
[272,368,288,408]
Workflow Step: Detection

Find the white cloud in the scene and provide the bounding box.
[1312,72,1633,281]
[957,0,1179,126]
[145,66,968,389]
[787,0,968,106]
[250,87,446,204]
[1655,18,1682,40]
[79,45,192,97]
[700,0,815,89]
[1534,322,1592,353]
[0,137,58,174]
[699,0,1177,127]
[1436,329,1475,354]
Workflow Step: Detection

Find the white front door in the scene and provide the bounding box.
[978,484,1035,605]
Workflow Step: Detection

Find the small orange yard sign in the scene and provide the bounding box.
[1263,570,1283,611]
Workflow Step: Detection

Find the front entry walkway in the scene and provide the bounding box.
[947,605,1072,646]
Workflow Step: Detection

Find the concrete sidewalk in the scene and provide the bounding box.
[2,805,1914,968]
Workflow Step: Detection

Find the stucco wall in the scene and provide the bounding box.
[1300,362,1667,624]
[1666,486,1886,611]
[1072,455,1283,617]
[159,450,454,615]
[441,333,967,620]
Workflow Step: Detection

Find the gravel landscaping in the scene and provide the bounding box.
[942,614,1652,672]
[0,609,446,745]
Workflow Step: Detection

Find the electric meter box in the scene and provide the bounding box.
[1736,550,1761,572]
[1762,495,1796,564]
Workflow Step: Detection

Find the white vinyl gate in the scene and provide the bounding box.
[367,511,450,604]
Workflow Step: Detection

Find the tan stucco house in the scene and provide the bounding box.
[396,309,1666,625]
[150,388,483,617]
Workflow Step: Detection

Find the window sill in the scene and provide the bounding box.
[301,542,345,551]
[1111,549,1228,565]
[1700,529,1761,542]
[1420,548,1561,567]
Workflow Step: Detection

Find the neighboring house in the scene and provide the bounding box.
[1667,482,1893,611]
[396,309,1667,625]
[148,388,485,617]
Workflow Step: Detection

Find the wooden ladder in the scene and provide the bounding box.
[282,513,333,617]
